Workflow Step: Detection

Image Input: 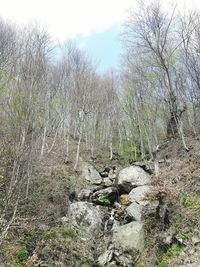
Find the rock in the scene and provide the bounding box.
[119,194,129,205]
[112,222,144,251]
[77,189,93,201]
[97,250,113,266]
[113,201,121,209]
[99,167,112,178]
[133,161,153,174]
[103,177,113,187]
[108,171,117,180]
[80,163,102,185]
[126,201,142,221]
[118,166,150,193]
[38,224,50,232]
[100,172,109,178]
[112,221,144,266]
[91,187,118,205]
[69,201,103,237]
[129,185,151,205]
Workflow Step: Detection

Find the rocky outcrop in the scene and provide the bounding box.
[80,162,102,185]
[118,166,150,193]
[112,221,144,252]
[128,185,151,205]
[69,201,103,237]
[71,163,156,266]
[97,221,144,266]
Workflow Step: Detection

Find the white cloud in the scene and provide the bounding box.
[0,0,133,41]
[0,0,199,42]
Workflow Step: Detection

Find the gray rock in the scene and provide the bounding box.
[109,221,144,266]
[38,224,50,232]
[80,163,102,185]
[112,221,144,252]
[69,201,103,237]
[128,185,151,205]
[118,166,150,193]
[97,250,113,266]
[77,189,93,201]
[103,177,113,187]
[126,201,142,221]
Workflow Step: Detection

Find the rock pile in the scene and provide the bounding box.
[65,162,158,266]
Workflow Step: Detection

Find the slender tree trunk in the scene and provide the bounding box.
[40,125,47,157]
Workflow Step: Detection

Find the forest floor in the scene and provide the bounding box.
[0,136,199,266]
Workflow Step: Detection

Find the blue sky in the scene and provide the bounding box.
[75,26,121,72]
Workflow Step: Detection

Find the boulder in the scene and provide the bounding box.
[97,222,144,266]
[112,221,144,266]
[80,163,102,185]
[69,201,103,237]
[91,187,118,205]
[112,221,144,252]
[118,166,150,193]
[126,202,142,221]
[128,185,151,205]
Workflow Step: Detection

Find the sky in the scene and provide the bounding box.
[0,0,200,72]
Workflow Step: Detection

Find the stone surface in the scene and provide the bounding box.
[69,201,103,237]
[128,185,151,205]
[118,166,150,193]
[77,189,93,201]
[126,201,142,221]
[97,222,144,267]
[80,163,102,185]
[110,221,144,266]
[119,194,129,205]
[97,250,113,266]
[112,221,144,253]
[103,177,113,187]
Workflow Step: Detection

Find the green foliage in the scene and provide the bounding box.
[181,194,200,208]
[154,242,183,267]
[177,232,192,241]
[122,142,142,162]
[174,243,182,256]
[99,197,111,205]
[13,246,28,266]
[0,245,6,258]
[20,226,78,247]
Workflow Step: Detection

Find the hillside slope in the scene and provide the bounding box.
[0,137,199,267]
